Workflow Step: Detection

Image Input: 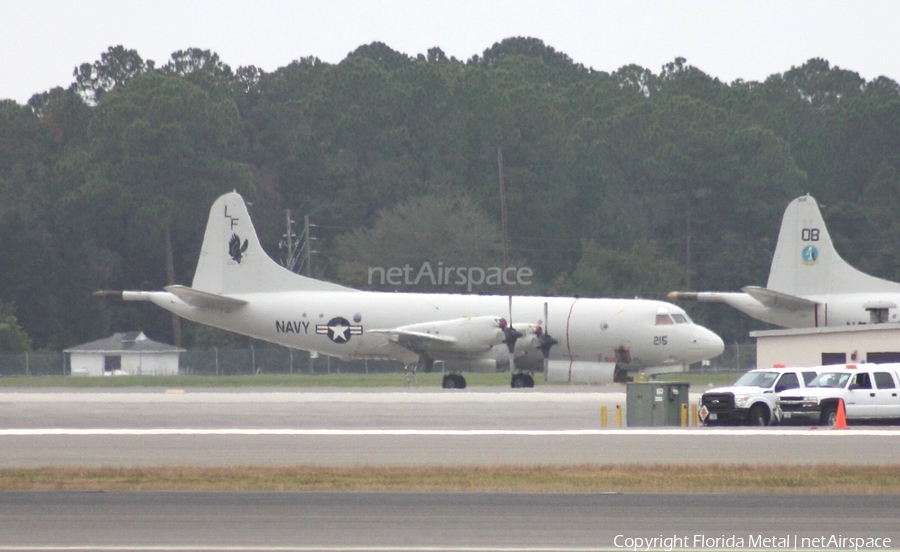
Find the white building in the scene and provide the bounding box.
[64,331,184,376]
[751,324,900,369]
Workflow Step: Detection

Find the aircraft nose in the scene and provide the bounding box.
[690,326,725,362]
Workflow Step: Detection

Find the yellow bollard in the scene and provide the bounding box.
[680,403,688,427]
[691,404,698,427]
[615,404,623,427]
[600,405,608,427]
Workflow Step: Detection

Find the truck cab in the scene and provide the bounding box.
[699,367,819,426]
[777,364,900,425]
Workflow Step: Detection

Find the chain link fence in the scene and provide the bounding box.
[689,342,757,374]
[0,348,405,377]
[0,351,67,377]
[0,344,755,378]
[178,347,404,376]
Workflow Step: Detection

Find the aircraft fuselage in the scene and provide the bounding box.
[131,290,720,372]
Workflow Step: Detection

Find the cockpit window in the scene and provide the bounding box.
[655,314,674,325]
[671,314,689,324]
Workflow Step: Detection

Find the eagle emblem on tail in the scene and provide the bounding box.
[229,233,249,263]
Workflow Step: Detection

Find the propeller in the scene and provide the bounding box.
[498,316,523,360]
[495,149,555,382]
[538,302,558,381]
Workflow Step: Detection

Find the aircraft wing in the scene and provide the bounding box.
[370,316,509,358]
[741,286,817,311]
[371,329,457,345]
[164,285,248,312]
[369,329,462,358]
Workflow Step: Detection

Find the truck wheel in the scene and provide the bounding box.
[748,404,769,426]
[820,404,837,426]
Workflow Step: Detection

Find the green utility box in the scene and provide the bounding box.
[626,382,690,426]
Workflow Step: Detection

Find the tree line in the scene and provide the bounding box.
[2,38,899,350]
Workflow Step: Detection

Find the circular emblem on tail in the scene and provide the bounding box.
[801,245,819,266]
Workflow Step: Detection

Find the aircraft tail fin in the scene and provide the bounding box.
[191,192,354,294]
[767,195,900,296]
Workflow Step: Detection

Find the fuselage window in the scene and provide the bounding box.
[655,314,675,325]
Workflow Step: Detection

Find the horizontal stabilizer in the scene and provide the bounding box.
[164,285,247,311]
[742,286,816,312]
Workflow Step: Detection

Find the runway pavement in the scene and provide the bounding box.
[2,387,900,551]
[1,388,899,468]
[1,491,899,550]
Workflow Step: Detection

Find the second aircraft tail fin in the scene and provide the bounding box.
[766,195,900,296]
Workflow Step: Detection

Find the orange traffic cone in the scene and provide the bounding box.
[833,399,848,429]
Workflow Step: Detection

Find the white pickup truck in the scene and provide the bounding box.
[699,367,820,426]
[777,364,900,425]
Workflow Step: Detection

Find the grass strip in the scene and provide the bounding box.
[0,373,516,388]
[2,465,899,493]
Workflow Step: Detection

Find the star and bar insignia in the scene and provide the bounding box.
[316,317,363,343]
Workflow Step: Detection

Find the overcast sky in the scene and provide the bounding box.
[2,0,899,104]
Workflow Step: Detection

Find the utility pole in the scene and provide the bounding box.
[279,210,315,276]
[302,215,313,277]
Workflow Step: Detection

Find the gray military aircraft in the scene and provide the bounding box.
[97,192,724,387]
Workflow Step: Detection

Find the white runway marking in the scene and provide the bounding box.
[0,547,624,551]
[0,391,632,403]
[0,547,871,552]
[3,428,900,436]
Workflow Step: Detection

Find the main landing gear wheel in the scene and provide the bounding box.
[442,374,466,389]
[511,373,534,388]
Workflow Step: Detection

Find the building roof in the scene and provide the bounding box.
[750,323,900,339]
[64,332,185,354]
